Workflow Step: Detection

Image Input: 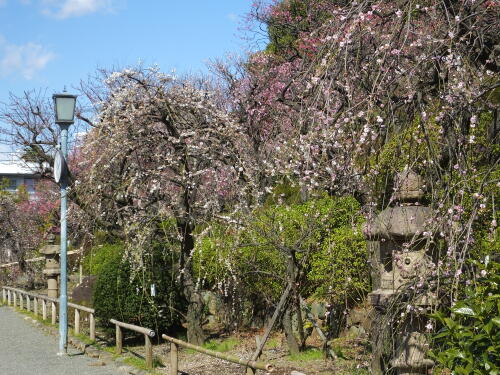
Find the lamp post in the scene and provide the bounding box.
[53,92,77,355]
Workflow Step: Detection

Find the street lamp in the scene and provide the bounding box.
[53,92,77,355]
[53,94,77,124]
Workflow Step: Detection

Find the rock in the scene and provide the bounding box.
[14,274,33,289]
[71,276,96,305]
[85,347,101,358]
[347,325,366,338]
[347,306,372,332]
[88,361,106,366]
[310,302,327,320]
[291,371,307,375]
[117,365,136,374]
[99,351,114,362]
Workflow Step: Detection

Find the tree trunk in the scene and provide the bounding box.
[186,290,206,346]
[294,295,306,349]
[283,307,300,355]
[285,251,305,351]
[177,218,206,346]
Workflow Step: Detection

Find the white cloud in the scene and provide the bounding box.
[43,0,113,19]
[0,38,55,80]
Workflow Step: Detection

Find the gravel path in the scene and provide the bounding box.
[0,305,121,375]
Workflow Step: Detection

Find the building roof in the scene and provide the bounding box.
[0,153,39,176]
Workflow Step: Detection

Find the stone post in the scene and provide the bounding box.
[40,234,60,299]
[363,170,435,375]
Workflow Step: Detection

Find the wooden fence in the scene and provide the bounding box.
[162,334,275,374]
[110,319,155,368]
[2,286,276,373]
[1,286,95,341]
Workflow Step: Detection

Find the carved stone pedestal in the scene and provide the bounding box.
[364,170,434,375]
[40,234,60,298]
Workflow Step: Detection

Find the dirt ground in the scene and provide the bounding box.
[139,330,371,375]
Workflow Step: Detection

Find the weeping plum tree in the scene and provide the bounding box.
[74,67,255,345]
[220,0,499,282]
[214,0,499,359]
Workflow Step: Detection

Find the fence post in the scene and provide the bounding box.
[115,325,123,354]
[145,334,153,368]
[27,295,31,312]
[7,290,11,305]
[51,301,57,324]
[90,313,95,341]
[42,300,47,320]
[2,288,5,303]
[170,342,178,375]
[34,297,38,316]
[20,293,23,309]
[74,308,80,334]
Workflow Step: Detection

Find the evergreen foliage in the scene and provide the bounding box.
[92,243,181,335]
[430,259,500,375]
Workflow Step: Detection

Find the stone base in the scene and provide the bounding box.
[368,289,394,307]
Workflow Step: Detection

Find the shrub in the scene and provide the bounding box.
[92,243,181,335]
[193,193,368,326]
[309,225,369,304]
[83,242,123,276]
[429,258,499,375]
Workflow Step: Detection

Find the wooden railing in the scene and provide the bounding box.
[110,319,155,368]
[162,334,275,375]
[2,286,276,373]
[0,249,82,269]
[1,286,95,341]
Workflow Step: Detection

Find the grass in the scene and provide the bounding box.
[339,368,369,375]
[122,354,163,373]
[203,337,240,352]
[264,336,280,349]
[71,331,96,346]
[288,348,324,361]
[14,306,55,327]
[186,337,240,354]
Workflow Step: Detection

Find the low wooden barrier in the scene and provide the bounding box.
[0,249,83,269]
[110,319,155,368]
[1,286,95,341]
[161,334,275,375]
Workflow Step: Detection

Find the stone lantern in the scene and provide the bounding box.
[363,170,435,375]
[40,234,60,298]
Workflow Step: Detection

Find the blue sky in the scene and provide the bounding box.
[0,0,263,152]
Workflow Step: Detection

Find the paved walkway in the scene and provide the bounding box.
[0,306,121,375]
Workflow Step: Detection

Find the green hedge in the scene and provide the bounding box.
[92,243,181,335]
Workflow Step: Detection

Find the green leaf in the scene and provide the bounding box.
[444,317,458,330]
[453,306,476,317]
[433,331,451,340]
[483,321,493,335]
